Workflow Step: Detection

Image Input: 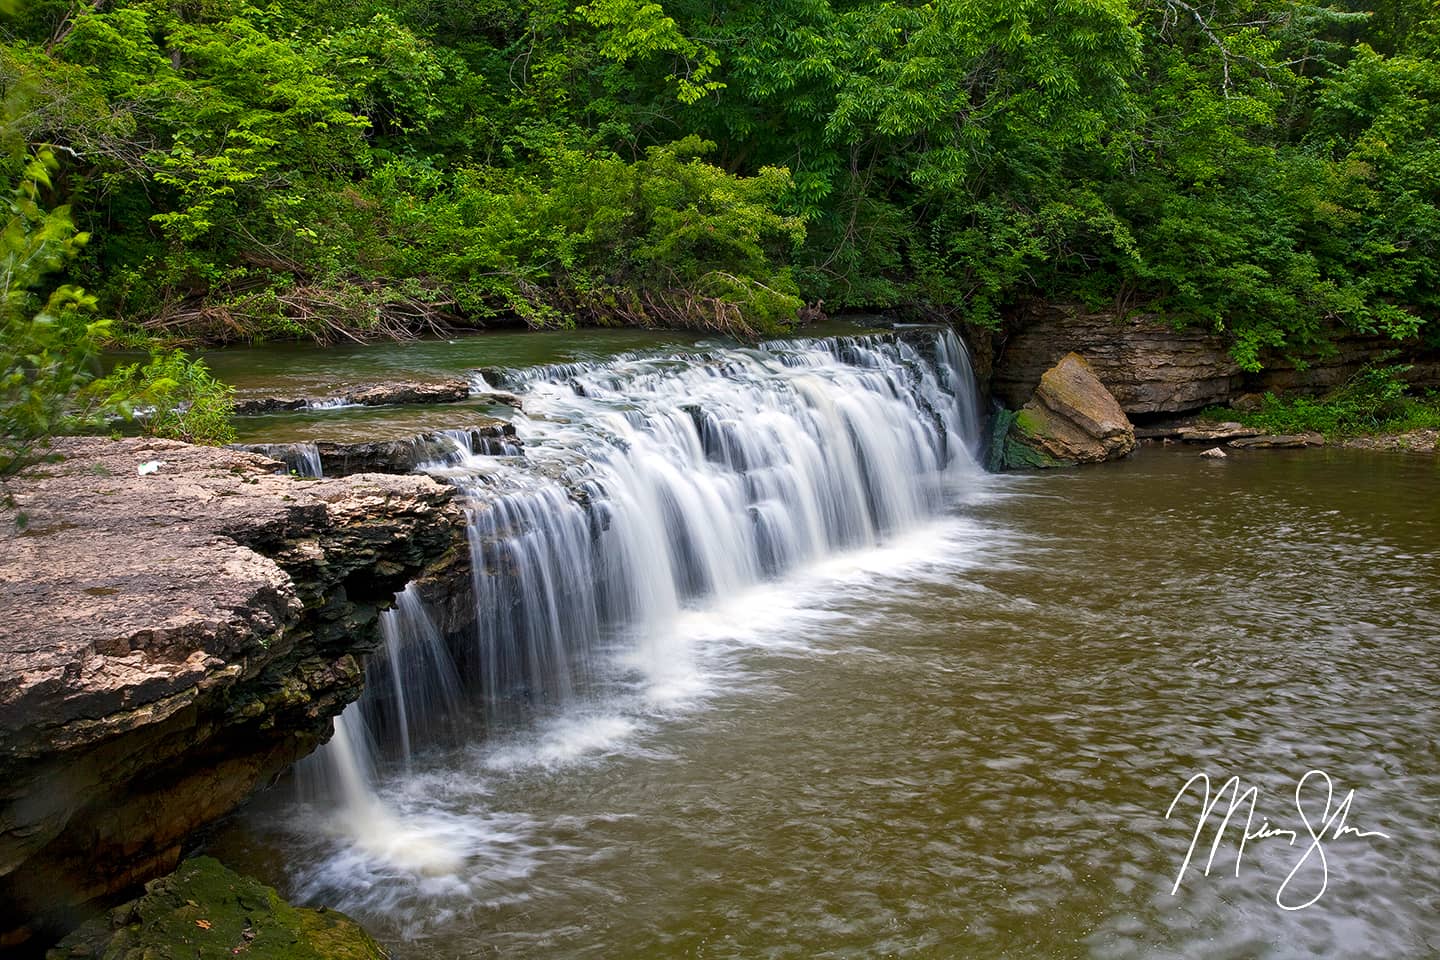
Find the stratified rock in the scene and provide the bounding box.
[1003,353,1136,467]
[1175,422,1266,442]
[46,857,384,960]
[1253,336,1440,397]
[992,305,1243,415]
[233,377,471,415]
[1200,447,1228,459]
[1228,433,1325,449]
[0,438,469,944]
[347,379,470,407]
[988,303,1440,414]
[233,421,520,477]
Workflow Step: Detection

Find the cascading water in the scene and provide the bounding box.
[292,326,986,925]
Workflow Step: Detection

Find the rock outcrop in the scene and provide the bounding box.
[47,856,384,960]
[233,376,474,415]
[991,305,1243,415]
[1001,353,1136,467]
[1227,432,1325,449]
[234,420,520,478]
[0,438,469,946]
[1253,335,1440,398]
[987,303,1440,416]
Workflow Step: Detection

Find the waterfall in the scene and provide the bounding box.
[301,327,982,844]
[245,441,324,477]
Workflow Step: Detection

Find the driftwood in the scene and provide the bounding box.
[142,280,464,346]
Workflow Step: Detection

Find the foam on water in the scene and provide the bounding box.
[286,327,992,930]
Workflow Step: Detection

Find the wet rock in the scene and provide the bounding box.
[234,377,471,415]
[348,379,470,407]
[1136,420,1265,442]
[1228,433,1325,449]
[0,438,470,942]
[1002,353,1136,467]
[233,420,520,477]
[46,856,384,960]
[1200,447,1228,459]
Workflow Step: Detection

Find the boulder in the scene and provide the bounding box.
[0,438,470,946]
[46,857,384,960]
[1200,447,1228,459]
[1002,353,1136,467]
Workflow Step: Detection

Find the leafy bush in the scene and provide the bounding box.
[94,349,236,444]
[1218,364,1440,437]
[1,150,109,476]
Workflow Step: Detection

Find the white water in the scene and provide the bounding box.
[291,327,988,927]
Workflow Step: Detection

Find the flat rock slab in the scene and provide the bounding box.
[1228,433,1325,449]
[232,420,520,477]
[233,377,472,415]
[1136,421,1266,441]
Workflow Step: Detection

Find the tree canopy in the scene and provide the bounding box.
[1,0,1436,360]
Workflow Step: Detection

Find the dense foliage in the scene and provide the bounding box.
[1,0,1437,357]
[1208,364,1440,436]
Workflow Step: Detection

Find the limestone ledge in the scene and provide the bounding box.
[0,437,470,944]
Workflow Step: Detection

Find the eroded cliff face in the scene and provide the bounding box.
[983,303,1440,416]
[0,438,470,946]
[987,304,1244,415]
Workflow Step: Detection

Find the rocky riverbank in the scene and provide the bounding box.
[0,438,470,948]
[978,303,1440,418]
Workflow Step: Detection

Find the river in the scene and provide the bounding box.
[205,328,1440,959]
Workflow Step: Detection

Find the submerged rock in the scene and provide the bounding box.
[1200,446,1228,459]
[1001,353,1136,468]
[46,857,384,960]
[0,438,469,944]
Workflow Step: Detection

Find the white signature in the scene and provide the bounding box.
[1166,770,1390,910]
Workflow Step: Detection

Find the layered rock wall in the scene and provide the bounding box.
[981,303,1440,416]
[0,438,470,945]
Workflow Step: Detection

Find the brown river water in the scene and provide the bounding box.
[207,443,1440,959]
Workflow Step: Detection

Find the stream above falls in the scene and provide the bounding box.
[204,328,1439,959]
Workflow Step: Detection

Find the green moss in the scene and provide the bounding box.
[1012,408,1044,437]
[48,857,386,960]
[985,406,1062,471]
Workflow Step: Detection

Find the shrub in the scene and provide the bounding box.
[94,349,236,445]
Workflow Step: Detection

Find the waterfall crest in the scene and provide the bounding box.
[303,327,982,835]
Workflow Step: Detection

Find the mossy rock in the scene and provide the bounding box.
[47,857,385,960]
[985,407,1062,470]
